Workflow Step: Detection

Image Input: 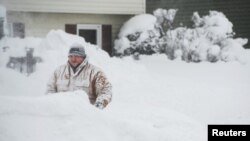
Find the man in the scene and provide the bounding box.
[46,44,112,109]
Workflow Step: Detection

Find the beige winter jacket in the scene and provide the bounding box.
[46,59,112,107]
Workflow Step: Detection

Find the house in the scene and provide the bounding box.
[0,0,146,56]
[146,0,250,49]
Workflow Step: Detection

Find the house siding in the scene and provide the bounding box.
[2,0,145,15]
[7,11,132,45]
[146,0,250,48]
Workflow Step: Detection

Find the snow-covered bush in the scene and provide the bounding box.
[114,14,162,56]
[163,11,247,62]
[114,9,248,62]
[153,8,178,35]
[114,9,178,57]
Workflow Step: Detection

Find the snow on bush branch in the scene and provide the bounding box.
[114,9,248,62]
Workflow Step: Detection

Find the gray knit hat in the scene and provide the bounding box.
[68,44,86,58]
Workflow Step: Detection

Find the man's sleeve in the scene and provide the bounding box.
[94,71,112,108]
[46,71,57,94]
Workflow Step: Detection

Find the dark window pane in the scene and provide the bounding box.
[13,22,25,38]
[79,29,97,45]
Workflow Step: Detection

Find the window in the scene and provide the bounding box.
[78,29,97,45]
[12,22,25,38]
[7,22,25,38]
[77,24,102,48]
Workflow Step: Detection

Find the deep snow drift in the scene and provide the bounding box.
[0,30,250,141]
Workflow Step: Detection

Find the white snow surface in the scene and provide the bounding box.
[1,30,250,141]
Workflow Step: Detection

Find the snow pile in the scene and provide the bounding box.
[114,9,248,63]
[0,30,111,74]
[0,67,44,96]
[1,30,250,141]
[0,90,205,141]
[0,37,42,57]
[0,37,43,74]
[0,30,113,96]
[37,30,111,70]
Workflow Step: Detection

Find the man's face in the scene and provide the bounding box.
[68,55,84,67]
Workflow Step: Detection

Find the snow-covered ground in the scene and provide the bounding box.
[0,30,250,141]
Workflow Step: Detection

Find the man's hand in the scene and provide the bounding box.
[95,101,104,109]
[94,99,108,109]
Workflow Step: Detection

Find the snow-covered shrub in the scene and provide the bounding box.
[114,9,178,57]
[115,9,248,62]
[153,8,178,35]
[114,14,162,56]
[164,11,247,62]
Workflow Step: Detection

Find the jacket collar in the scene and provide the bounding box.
[67,58,88,76]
